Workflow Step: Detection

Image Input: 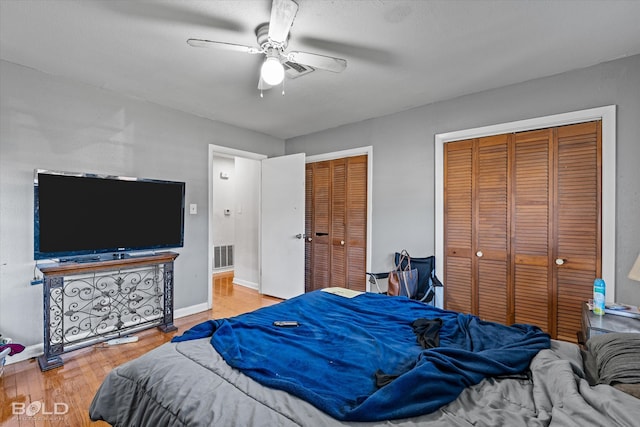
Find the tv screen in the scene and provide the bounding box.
[34,170,185,260]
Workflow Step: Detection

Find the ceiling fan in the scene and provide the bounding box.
[187,0,347,94]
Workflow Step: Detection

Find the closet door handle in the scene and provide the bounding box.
[476,251,483,257]
[340,240,345,246]
[307,237,312,242]
[555,258,566,266]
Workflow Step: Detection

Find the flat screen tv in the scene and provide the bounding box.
[34,170,185,261]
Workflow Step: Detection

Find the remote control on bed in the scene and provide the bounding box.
[273,321,300,327]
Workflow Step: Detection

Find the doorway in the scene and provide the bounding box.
[207,145,373,310]
[208,145,266,309]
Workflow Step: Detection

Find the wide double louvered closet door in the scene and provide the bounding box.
[444,121,601,341]
[305,155,367,292]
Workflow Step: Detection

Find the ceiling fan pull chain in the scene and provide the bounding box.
[281,77,286,96]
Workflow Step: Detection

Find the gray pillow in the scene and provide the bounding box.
[586,332,640,398]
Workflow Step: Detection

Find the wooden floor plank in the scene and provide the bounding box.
[1,278,281,426]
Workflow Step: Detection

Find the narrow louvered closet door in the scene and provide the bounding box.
[511,129,553,331]
[304,165,314,292]
[475,135,510,323]
[444,140,474,314]
[331,159,347,288]
[307,161,331,291]
[345,155,367,291]
[554,121,601,341]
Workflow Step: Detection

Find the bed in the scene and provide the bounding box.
[89,288,640,426]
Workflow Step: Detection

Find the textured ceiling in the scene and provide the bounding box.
[2,0,640,140]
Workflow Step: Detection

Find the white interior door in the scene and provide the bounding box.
[261,153,305,299]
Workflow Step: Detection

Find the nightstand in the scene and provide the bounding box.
[581,302,640,342]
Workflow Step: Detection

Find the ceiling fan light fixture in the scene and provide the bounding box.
[187,0,347,93]
[261,55,285,86]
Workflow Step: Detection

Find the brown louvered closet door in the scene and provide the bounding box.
[444,136,510,323]
[512,129,553,332]
[444,121,601,342]
[306,161,330,292]
[554,121,601,341]
[304,165,314,292]
[444,139,474,314]
[331,159,347,289]
[305,155,367,292]
[345,155,368,291]
[476,135,510,324]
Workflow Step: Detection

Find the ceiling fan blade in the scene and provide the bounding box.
[97,1,245,33]
[298,36,395,65]
[268,0,299,44]
[287,51,347,73]
[187,39,261,54]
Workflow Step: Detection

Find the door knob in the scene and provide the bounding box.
[476,251,483,257]
[307,237,312,242]
[340,240,345,246]
[555,258,565,265]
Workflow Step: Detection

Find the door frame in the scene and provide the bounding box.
[306,146,374,291]
[208,144,267,309]
[435,105,616,300]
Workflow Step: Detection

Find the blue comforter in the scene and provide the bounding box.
[173,290,550,421]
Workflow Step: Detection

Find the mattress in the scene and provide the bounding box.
[90,290,640,426]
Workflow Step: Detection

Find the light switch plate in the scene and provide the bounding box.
[189,204,197,215]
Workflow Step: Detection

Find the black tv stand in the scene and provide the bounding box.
[37,252,179,371]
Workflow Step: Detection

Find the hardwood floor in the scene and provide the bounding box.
[1,276,281,426]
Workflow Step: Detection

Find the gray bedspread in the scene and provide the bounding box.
[89,338,640,426]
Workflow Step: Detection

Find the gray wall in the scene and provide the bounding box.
[286,54,640,306]
[0,60,284,347]
[211,156,237,246]
[2,53,639,351]
[233,157,261,288]
[211,155,261,288]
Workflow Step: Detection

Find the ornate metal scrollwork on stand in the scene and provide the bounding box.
[38,253,178,371]
[60,266,164,344]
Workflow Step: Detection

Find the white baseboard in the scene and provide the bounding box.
[175,302,210,318]
[4,302,210,367]
[232,278,258,290]
[3,343,43,365]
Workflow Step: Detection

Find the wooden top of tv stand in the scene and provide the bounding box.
[37,251,179,276]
